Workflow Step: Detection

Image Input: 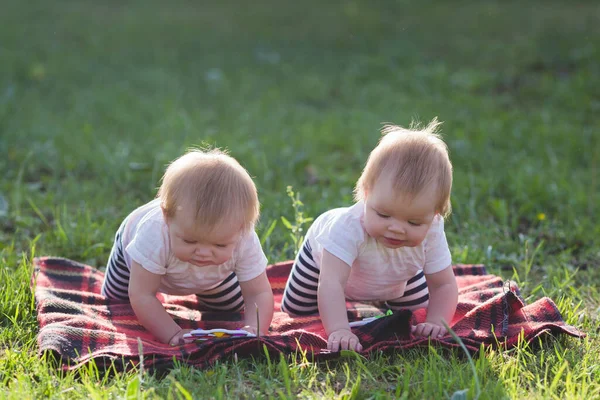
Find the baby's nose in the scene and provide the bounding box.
[195,246,211,256]
[389,222,406,234]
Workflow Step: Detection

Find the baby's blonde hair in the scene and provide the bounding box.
[157,148,259,233]
[354,118,453,217]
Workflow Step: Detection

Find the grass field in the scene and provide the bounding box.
[1,0,599,398]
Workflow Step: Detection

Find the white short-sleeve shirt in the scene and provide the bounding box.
[120,199,268,296]
[307,201,452,301]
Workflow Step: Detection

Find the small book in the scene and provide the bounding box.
[348,310,393,328]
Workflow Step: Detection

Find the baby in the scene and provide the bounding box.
[102,148,274,345]
[281,119,458,352]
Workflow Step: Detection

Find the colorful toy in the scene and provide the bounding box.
[183,328,255,342]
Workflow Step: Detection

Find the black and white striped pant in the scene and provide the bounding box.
[101,222,244,312]
[281,239,430,316]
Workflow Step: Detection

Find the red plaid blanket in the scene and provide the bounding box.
[33,257,584,372]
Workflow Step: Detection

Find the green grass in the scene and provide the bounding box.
[1,0,599,398]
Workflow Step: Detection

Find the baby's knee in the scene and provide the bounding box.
[280,298,318,317]
[101,284,130,301]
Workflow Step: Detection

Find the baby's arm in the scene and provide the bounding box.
[318,250,362,352]
[412,266,458,338]
[129,260,187,345]
[239,271,274,336]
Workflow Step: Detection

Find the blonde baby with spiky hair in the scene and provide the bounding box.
[102,148,274,346]
[282,119,458,352]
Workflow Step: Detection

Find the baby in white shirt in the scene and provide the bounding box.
[102,148,274,345]
[281,119,458,352]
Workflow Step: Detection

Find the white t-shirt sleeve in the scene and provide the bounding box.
[233,230,268,282]
[125,219,169,275]
[314,213,365,267]
[423,215,452,275]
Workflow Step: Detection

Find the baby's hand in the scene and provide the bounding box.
[411,322,447,338]
[169,329,193,346]
[327,329,363,352]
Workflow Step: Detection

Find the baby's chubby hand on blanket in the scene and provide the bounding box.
[411,322,447,338]
[242,325,258,336]
[328,329,363,352]
[169,328,194,346]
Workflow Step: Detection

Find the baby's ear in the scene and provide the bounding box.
[160,203,169,220]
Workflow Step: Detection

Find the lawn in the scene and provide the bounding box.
[1,0,599,398]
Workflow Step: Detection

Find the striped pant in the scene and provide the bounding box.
[101,222,244,312]
[281,239,430,316]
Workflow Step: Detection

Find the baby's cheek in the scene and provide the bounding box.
[362,219,377,237]
[171,247,183,259]
[415,231,429,245]
[221,249,235,263]
[173,244,191,260]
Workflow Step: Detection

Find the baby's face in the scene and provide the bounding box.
[363,176,437,249]
[165,210,242,267]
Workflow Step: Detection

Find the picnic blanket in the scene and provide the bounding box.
[33,257,584,372]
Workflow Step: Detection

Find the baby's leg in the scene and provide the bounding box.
[386,271,429,311]
[195,272,244,312]
[281,239,319,316]
[102,226,131,300]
